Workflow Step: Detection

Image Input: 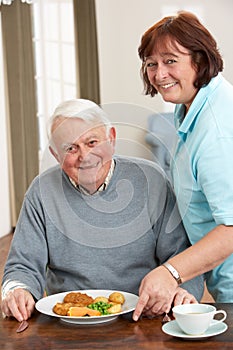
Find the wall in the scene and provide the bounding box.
[0,15,11,238]
[95,0,233,159]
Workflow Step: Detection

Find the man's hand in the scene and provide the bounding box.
[172,287,197,306]
[1,288,35,322]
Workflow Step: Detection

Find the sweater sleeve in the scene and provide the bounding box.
[1,191,48,301]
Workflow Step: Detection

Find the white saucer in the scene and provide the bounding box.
[162,319,228,340]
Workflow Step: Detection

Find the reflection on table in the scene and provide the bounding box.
[0,303,232,349]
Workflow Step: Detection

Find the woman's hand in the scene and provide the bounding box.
[133,266,178,321]
[132,266,197,321]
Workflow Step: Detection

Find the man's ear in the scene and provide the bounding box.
[49,146,60,163]
[109,127,116,147]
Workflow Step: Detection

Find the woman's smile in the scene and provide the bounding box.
[159,82,177,90]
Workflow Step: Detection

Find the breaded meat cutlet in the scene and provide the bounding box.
[63,292,94,306]
[53,302,75,316]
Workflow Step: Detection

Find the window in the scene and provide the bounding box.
[32,0,77,160]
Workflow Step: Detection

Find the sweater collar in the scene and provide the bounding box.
[69,159,115,195]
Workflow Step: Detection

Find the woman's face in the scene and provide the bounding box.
[145,40,198,111]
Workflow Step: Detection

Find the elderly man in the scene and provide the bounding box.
[1,99,203,322]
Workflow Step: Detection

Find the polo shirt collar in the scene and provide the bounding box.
[174,74,222,140]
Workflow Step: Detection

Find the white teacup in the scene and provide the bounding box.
[172,303,227,335]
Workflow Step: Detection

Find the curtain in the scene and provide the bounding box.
[73,0,100,104]
[1,1,39,226]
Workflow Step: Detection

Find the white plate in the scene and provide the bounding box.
[35,289,138,324]
[162,319,228,340]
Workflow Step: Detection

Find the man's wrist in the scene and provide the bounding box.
[162,262,182,285]
[1,280,29,299]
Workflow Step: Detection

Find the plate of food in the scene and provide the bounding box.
[35,289,139,324]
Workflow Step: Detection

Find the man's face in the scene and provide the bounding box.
[50,117,116,193]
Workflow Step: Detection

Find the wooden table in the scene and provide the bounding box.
[0,303,232,349]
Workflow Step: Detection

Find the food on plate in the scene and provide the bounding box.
[88,301,116,315]
[63,292,94,305]
[52,291,125,317]
[107,303,122,314]
[93,296,109,304]
[53,302,77,316]
[108,292,125,304]
[67,307,101,317]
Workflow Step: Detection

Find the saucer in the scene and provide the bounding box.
[162,320,228,340]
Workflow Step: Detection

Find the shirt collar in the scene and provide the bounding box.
[69,159,115,195]
[174,74,223,139]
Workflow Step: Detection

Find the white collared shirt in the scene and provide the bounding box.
[69,159,115,195]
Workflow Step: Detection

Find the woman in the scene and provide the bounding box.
[133,11,233,321]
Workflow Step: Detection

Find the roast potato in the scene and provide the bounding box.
[108,292,125,304]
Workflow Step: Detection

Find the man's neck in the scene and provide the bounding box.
[69,159,115,195]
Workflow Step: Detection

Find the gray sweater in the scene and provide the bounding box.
[2,156,203,300]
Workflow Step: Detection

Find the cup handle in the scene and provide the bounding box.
[214,310,227,322]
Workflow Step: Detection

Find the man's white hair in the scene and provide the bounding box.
[48,99,112,139]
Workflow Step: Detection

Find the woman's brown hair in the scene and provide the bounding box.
[138,11,223,96]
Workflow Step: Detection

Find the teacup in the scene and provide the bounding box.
[172,303,227,335]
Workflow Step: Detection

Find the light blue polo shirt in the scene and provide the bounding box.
[171,74,233,301]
